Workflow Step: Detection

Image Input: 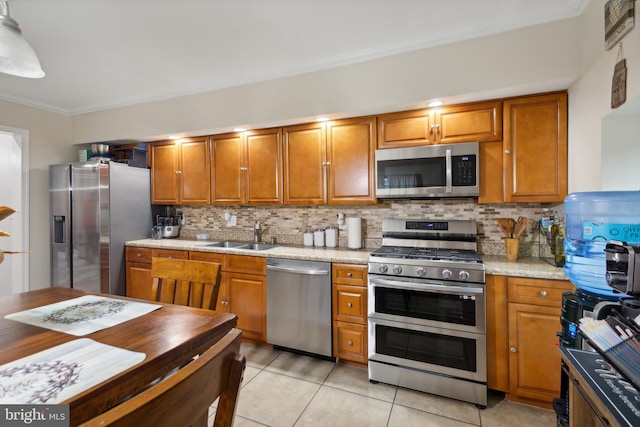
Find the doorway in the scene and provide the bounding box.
[0,127,29,295]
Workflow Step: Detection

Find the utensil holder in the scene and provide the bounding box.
[506,238,520,261]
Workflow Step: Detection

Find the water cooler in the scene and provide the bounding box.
[554,191,640,426]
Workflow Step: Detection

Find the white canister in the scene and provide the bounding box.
[314,228,325,247]
[303,229,314,246]
[325,226,337,248]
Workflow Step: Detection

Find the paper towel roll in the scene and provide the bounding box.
[347,217,362,249]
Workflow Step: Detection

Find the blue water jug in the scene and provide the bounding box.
[564,191,640,297]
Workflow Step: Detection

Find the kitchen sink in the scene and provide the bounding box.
[204,241,250,248]
[246,243,279,250]
[202,241,279,251]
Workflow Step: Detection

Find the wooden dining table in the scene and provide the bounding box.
[0,287,237,426]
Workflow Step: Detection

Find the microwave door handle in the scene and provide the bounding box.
[445,148,452,193]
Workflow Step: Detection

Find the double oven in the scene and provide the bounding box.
[368,219,487,407]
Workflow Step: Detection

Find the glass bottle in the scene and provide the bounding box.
[554,220,566,267]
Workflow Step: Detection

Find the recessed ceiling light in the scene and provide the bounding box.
[168,135,180,140]
[428,100,443,107]
[316,117,329,122]
[233,127,247,132]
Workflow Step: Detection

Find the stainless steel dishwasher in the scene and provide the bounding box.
[266,258,333,358]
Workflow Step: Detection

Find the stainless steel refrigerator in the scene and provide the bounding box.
[49,160,152,295]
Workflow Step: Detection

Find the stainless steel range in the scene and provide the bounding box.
[368,218,487,407]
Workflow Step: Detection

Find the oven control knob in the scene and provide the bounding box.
[416,267,426,277]
[458,271,470,281]
[442,269,453,280]
[378,265,388,274]
[393,265,403,274]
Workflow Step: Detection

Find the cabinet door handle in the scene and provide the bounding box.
[347,272,352,277]
[348,340,353,346]
[136,253,142,257]
[505,150,511,155]
[175,170,182,174]
[510,347,517,353]
[540,290,548,297]
[347,302,353,308]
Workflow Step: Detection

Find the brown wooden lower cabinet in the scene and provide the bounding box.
[126,246,267,344]
[189,251,267,343]
[486,274,509,391]
[226,271,266,342]
[486,274,574,409]
[332,263,368,365]
[125,247,187,300]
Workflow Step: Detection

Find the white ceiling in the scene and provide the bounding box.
[0,0,590,115]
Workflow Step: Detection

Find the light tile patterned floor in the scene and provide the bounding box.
[209,343,557,427]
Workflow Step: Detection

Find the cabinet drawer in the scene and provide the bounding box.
[333,284,367,324]
[333,321,368,364]
[225,254,266,275]
[189,251,225,265]
[126,246,152,263]
[332,264,367,286]
[151,248,188,260]
[507,277,573,307]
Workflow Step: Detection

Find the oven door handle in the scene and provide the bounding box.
[369,277,483,294]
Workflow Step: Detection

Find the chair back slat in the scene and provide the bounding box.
[150,258,221,310]
[78,328,245,427]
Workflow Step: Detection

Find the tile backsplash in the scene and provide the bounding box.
[178,199,564,257]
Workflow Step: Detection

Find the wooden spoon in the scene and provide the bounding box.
[506,218,516,238]
[496,218,512,238]
[513,216,530,239]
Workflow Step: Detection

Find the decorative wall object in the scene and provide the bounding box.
[605,0,635,50]
[611,44,627,108]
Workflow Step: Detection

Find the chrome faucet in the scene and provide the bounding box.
[254,221,261,243]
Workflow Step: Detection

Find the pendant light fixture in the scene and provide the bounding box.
[0,0,44,78]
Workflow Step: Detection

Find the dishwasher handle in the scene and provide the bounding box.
[266,264,329,276]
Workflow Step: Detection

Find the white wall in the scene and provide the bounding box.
[0,100,73,290]
[568,0,640,192]
[601,103,640,190]
[71,18,583,144]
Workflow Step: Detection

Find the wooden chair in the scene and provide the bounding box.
[150,257,222,310]
[79,328,246,427]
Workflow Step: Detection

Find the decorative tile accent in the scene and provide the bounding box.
[177,200,564,257]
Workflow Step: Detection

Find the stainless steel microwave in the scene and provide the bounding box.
[375,141,479,199]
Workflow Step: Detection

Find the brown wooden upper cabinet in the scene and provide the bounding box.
[502,91,568,203]
[377,100,502,148]
[210,128,282,205]
[283,117,376,204]
[150,137,210,205]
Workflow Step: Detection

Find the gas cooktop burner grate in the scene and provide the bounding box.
[370,246,483,263]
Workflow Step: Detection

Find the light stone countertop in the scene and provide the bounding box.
[481,255,567,281]
[126,239,568,281]
[126,238,372,264]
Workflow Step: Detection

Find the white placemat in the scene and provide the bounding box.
[5,295,162,336]
[0,338,146,404]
